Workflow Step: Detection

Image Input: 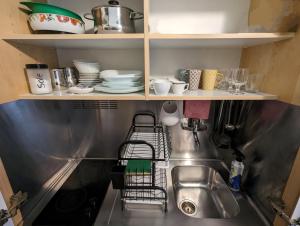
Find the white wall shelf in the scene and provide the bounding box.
[1,33,294,49]
[148,90,277,100]
[20,91,146,101]
[1,34,145,49]
[19,90,277,101]
[149,33,295,48]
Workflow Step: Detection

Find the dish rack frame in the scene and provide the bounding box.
[116,112,170,212]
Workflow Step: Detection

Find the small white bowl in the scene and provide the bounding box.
[73,60,100,74]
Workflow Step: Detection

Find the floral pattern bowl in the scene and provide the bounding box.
[28,13,85,34]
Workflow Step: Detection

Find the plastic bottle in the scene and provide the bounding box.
[229,150,245,192]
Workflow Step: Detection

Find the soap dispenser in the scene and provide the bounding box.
[229,150,245,192]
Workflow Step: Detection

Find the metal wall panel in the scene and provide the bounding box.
[0,100,162,202]
[215,100,300,222]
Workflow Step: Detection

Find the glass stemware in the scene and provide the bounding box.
[232,68,249,94]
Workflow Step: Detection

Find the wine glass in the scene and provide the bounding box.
[232,68,249,94]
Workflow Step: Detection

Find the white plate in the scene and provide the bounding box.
[102,81,142,88]
[94,85,144,94]
[79,75,99,78]
[68,86,94,94]
[100,70,143,82]
[79,82,100,84]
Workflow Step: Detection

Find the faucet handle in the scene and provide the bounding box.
[181,118,207,131]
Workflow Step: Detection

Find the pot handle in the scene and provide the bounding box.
[130,11,144,20]
[83,13,94,21]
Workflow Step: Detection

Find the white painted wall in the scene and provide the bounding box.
[0,192,14,226]
[49,0,251,34]
[50,0,249,77]
[56,48,144,71]
[48,0,144,33]
[150,0,251,34]
[150,48,242,77]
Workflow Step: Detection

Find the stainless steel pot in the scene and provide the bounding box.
[84,0,143,34]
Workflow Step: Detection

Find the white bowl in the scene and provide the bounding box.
[28,13,85,34]
[73,60,100,74]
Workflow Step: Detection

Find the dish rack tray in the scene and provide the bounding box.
[119,112,171,164]
[115,112,170,212]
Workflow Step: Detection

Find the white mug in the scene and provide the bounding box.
[160,101,180,126]
[151,79,171,95]
[172,83,189,95]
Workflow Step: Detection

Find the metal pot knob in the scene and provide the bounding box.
[108,0,119,5]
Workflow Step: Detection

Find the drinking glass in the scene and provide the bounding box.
[232,68,249,94]
[223,69,234,92]
[246,73,260,93]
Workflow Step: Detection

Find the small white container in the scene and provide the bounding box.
[160,101,180,126]
[25,64,53,94]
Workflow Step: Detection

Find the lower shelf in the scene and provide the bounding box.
[19,90,277,101]
[19,91,146,100]
[148,90,277,100]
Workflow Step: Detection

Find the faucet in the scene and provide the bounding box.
[181,118,207,146]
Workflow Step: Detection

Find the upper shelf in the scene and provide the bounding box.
[1,34,145,49]
[149,33,295,48]
[1,33,295,49]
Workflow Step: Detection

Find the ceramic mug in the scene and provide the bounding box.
[160,101,180,126]
[188,69,202,90]
[172,82,189,95]
[151,79,171,95]
[202,69,223,90]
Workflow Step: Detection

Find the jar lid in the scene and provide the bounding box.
[26,64,48,69]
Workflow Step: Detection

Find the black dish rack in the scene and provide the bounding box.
[112,112,170,212]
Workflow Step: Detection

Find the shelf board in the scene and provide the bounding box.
[148,90,277,100]
[1,34,144,49]
[20,91,146,101]
[149,33,295,48]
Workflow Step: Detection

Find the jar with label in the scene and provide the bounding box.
[25,64,53,94]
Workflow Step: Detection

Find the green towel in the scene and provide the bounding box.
[126,160,151,174]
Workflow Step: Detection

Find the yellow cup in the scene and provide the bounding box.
[202,70,223,90]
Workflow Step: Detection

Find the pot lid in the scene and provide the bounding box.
[91,0,134,12]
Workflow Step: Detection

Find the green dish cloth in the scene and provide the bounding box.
[126,160,151,174]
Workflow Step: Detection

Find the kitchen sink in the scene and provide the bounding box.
[171,165,240,219]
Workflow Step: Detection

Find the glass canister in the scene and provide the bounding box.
[25,64,53,94]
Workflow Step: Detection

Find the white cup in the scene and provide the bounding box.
[151,79,171,95]
[172,83,189,95]
[160,101,180,126]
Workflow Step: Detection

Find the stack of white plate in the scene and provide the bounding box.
[73,60,101,86]
[95,70,144,94]
[78,73,101,85]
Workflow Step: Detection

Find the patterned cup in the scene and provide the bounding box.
[188,69,202,90]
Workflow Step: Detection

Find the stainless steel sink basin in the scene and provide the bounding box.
[171,166,240,219]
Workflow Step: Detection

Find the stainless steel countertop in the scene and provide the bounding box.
[95,159,269,226]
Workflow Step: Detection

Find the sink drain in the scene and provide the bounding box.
[180,200,196,215]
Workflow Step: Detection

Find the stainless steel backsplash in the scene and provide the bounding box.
[214,100,300,222]
[0,100,162,200]
[0,99,299,223]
